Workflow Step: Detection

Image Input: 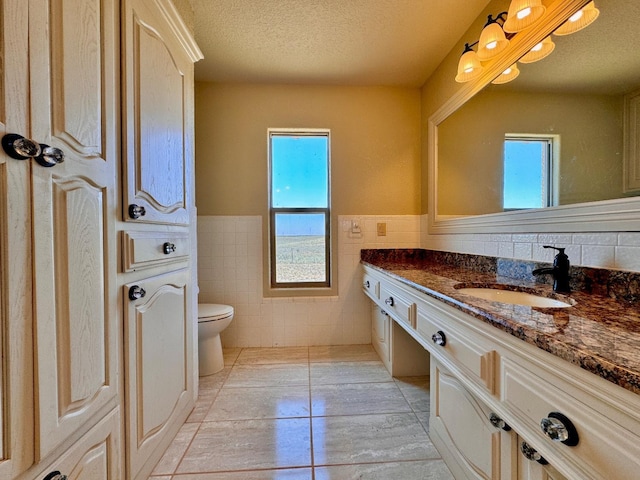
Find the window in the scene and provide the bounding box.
[268,130,330,288]
[503,135,557,210]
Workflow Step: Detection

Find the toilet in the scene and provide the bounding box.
[197,303,234,376]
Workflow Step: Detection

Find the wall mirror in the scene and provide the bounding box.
[428,0,640,233]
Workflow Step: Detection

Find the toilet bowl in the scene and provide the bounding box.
[198,303,234,376]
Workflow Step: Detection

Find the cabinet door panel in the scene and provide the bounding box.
[0,0,33,477]
[124,269,194,478]
[431,361,511,480]
[123,0,194,225]
[29,0,119,461]
[40,407,122,480]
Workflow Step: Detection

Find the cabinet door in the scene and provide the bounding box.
[122,0,196,225]
[124,269,194,478]
[28,0,120,460]
[371,304,390,368]
[38,408,122,480]
[0,1,33,477]
[517,438,568,480]
[430,361,513,480]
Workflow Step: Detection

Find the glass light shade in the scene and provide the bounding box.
[519,36,555,63]
[554,1,599,36]
[455,49,483,83]
[491,64,520,84]
[503,0,546,33]
[477,22,510,61]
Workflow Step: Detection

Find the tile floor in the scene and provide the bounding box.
[148,345,454,479]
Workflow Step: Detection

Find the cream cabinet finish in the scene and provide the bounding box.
[431,362,513,480]
[362,265,640,480]
[0,2,34,478]
[0,0,200,478]
[1,0,122,478]
[120,1,201,478]
[122,0,198,226]
[371,304,391,371]
[124,269,193,478]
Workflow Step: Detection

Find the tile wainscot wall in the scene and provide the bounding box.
[198,214,640,348]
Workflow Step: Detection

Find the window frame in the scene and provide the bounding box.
[267,129,331,290]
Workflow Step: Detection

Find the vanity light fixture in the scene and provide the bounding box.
[477,12,510,61]
[491,64,520,84]
[503,0,546,33]
[553,1,599,36]
[455,42,483,83]
[519,35,555,63]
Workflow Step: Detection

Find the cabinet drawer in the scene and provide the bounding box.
[122,230,189,272]
[417,301,497,393]
[380,283,416,329]
[501,357,640,480]
[362,271,380,300]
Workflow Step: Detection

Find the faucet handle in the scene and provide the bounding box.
[543,245,565,254]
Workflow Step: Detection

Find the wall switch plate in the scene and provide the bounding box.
[377,222,386,236]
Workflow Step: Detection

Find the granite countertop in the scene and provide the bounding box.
[361,249,640,396]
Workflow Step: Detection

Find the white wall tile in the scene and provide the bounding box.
[197,214,420,348]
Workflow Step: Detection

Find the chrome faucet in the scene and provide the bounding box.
[532,245,571,293]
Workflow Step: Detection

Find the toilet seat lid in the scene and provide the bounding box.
[198,303,234,321]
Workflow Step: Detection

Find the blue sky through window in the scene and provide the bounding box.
[503,140,546,209]
[272,135,328,209]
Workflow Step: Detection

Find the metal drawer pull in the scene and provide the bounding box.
[163,242,176,254]
[384,297,394,307]
[520,441,548,465]
[540,412,579,446]
[43,472,68,480]
[128,285,146,301]
[489,412,511,431]
[363,280,370,288]
[128,204,146,219]
[431,330,447,346]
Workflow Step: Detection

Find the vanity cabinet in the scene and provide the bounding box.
[363,270,430,377]
[362,265,640,480]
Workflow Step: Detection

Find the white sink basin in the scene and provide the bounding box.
[456,287,574,308]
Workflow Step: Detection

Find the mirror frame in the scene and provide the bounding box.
[428,0,640,234]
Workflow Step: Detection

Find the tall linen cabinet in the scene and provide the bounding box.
[0,0,201,479]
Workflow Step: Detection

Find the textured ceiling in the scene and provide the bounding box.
[189,0,491,86]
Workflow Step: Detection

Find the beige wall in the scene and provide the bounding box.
[194,83,421,216]
[438,89,623,215]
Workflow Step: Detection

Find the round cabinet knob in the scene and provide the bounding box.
[42,472,68,480]
[540,412,579,446]
[520,441,548,465]
[384,297,394,307]
[363,280,370,289]
[128,285,146,301]
[431,330,447,346]
[35,144,65,167]
[2,133,42,160]
[163,242,176,254]
[489,412,511,431]
[128,204,146,219]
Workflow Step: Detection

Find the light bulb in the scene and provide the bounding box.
[569,10,584,22]
[531,42,543,52]
[517,6,532,19]
[486,40,498,50]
